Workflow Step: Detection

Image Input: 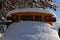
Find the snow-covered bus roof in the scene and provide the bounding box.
[6,8,57,17]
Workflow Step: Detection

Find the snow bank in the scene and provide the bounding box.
[1,21,60,40]
[0,33,4,38]
[6,8,57,17]
[53,22,60,32]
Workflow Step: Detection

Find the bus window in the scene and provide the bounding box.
[20,15,33,21]
[35,16,41,21]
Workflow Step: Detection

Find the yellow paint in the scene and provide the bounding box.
[7,12,56,26]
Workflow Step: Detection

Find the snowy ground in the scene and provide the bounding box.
[0,33,4,38]
[1,21,60,40]
[0,33,4,40]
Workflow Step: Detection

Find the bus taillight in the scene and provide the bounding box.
[7,16,12,20]
[44,16,56,22]
[44,16,50,21]
[12,15,18,22]
[50,16,56,22]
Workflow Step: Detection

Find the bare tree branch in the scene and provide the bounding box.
[0,0,57,17]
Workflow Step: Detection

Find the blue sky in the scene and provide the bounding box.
[54,0,60,21]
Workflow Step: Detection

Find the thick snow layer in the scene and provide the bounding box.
[6,8,57,17]
[1,21,60,40]
[0,33,4,38]
[53,22,60,32]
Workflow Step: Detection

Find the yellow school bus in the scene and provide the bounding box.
[6,8,56,26]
